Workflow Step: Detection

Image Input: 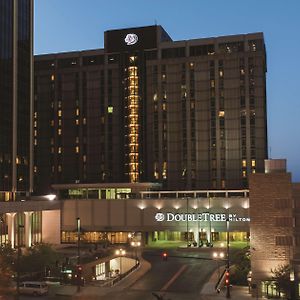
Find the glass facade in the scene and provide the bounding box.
[0,0,32,196]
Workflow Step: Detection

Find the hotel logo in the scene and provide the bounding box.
[155,212,165,222]
[125,33,138,45]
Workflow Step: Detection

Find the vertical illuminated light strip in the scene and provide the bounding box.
[128,56,139,182]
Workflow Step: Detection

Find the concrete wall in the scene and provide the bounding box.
[61,197,250,234]
[249,173,294,296]
[42,210,61,244]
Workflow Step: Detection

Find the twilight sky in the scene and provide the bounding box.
[34,0,300,182]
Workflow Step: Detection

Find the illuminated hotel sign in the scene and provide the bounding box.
[155,212,250,222]
[125,33,138,45]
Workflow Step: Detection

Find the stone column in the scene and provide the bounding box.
[193,228,199,246]
[24,211,33,247]
[6,212,16,248]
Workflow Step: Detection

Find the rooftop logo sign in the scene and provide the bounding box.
[125,33,138,45]
[154,212,250,222]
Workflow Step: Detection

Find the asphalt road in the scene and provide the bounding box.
[105,248,221,300]
[16,248,225,300]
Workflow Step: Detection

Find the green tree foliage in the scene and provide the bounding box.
[19,243,60,275]
[0,244,15,295]
[230,249,250,285]
[271,264,291,298]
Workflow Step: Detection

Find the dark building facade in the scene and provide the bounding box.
[0,0,33,200]
[34,25,267,194]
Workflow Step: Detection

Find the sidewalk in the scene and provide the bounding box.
[200,268,263,300]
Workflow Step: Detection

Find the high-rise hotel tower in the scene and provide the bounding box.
[34,26,267,193]
[0,0,33,200]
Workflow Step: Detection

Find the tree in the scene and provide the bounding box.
[271,264,291,298]
[0,244,15,295]
[19,243,60,276]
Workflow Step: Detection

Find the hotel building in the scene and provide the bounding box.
[34,25,268,194]
[0,0,35,246]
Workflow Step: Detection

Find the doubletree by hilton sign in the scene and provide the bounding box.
[155,212,250,222]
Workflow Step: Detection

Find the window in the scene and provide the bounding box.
[242,160,247,168]
[275,236,293,246]
[108,106,113,113]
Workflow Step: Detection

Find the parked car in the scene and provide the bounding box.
[19,281,48,296]
[43,276,61,285]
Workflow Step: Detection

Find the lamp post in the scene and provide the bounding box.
[186,196,189,248]
[213,251,225,280]
[131,241,141,265]
[76,217,81,293]
[226,217,230,298]
[16,223,24,300]
[115,249,126,275]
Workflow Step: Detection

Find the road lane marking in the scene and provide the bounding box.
[160,265,188,292]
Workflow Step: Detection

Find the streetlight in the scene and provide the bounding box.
[226,217,230,298]
[16,223,24,300]
[115,249,126,275]
[212,251,225,281]
[131,241,141,265]
[76,217,81,293]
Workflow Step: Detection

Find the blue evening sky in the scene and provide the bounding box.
[34,0,300,182]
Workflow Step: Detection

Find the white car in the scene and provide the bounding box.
[19,281,48,296]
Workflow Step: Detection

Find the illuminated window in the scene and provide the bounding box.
[129,56,136,63]
[34,112,38,118]
[83,118,87,125]
[58,110,62,117]
[251,160,256,167]
[75,146,80,153]
[252,169,256,174]
[58,119,62,126]
[83,155,87,162]
[76,108,80,116]
[219,111,225,117]
[190,62,194,68]
[51,74,55,81]
[242,160,247,167]
[221,180,226,188]
[58,165,62,172]
[162,103,167,111]
[34,121,37,128]
[219,70,223,77]
[34,166,37,173]
[108,106,113,113]
[75,119,79,125]
[210,80,215,88]
[16,157,20,164]
[242,170,247,177]
[34,139,37,146]
[153,93,157,101]
[58,147,62,154]
[58,128,62,135]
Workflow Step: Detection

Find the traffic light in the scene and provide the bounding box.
[76,265,82,278]
[162,252,168,261]
[225,270,230,286]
